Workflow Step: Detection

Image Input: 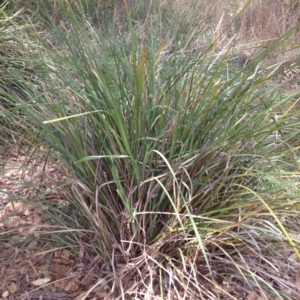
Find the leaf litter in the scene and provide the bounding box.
[0,147,112,299]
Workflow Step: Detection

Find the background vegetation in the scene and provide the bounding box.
[1,0,300,299]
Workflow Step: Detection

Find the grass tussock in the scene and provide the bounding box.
[1,0,300,299]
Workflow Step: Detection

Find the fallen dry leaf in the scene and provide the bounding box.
[5,202,25,215]
[0,277,6,290]
[81,274,93,287]
[2,216,21,227]
[93,255,100,262]
[246,292,257,300]
[50,263,68,278]
[64,278,80,292]
[8,282,18,293]
[31,277,51,286]
[1,290,9,298]
[27,240,38,249]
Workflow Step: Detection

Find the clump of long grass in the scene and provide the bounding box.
[3,0,300,298]
[0,2,25,141]
[0,1,49,146]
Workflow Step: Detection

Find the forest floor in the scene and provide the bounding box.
[0,148,115,300]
